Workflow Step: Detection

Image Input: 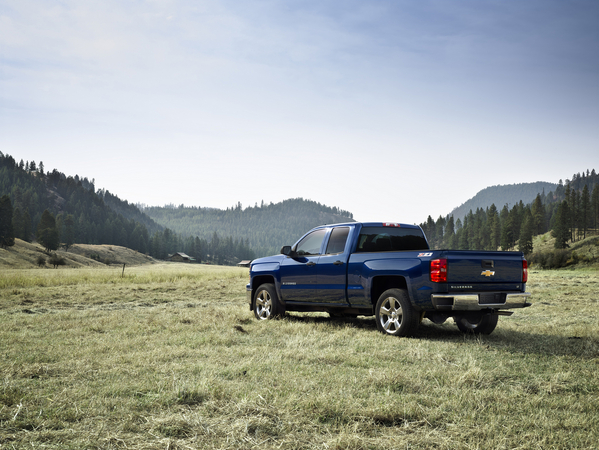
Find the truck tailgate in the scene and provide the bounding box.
[446,251,524,288]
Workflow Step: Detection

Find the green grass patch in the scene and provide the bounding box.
[1,264,598,448]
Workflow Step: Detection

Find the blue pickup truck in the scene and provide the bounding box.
[246,222,531,336]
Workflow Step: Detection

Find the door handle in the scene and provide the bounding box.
[306,262,316,266]
[333,261,344,266]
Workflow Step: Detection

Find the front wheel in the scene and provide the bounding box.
[375,289,419,337]
[253,283,284,320]
[454,313,498,335]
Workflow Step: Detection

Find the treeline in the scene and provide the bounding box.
[0,152,254,264]
[148,229,253,265]
[420,169,599,257]
[449,181,557,223]
[143,198,355,257]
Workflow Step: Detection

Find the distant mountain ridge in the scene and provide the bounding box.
[449,182,557,222]
[142,198,355,257]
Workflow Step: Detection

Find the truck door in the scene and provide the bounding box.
[279,229,326,302]
[316,227,351,304]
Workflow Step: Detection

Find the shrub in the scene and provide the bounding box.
[36,255,46,267]
[48,254,66,269]
[529,249,570,269]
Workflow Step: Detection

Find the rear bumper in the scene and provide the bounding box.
[432,292,531,311]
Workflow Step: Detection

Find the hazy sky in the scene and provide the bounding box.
[1,0,598,224]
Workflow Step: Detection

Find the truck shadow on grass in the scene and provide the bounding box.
[418,322,599,359]
[283,313,599,359]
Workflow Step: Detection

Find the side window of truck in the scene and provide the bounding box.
[325,227,350,255]
[295,229,327,256]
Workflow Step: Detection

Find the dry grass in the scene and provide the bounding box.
[1,263,598,449]
[0,239,155,269]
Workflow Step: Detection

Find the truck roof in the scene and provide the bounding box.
[311,222,422,230]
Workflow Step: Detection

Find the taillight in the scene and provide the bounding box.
[430,259,447,283]
[522,259,528,283]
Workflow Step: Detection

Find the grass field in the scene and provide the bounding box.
[1,263,598,449]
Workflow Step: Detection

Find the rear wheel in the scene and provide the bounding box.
[454,313,498,335]
[375,289,419,337]
[253,283,284,320]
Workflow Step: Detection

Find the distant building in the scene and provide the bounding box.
[167,252,196,263]
[237,260,252,267]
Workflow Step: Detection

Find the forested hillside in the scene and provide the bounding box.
[0,152,253,264]
[100,190,163,236]
[0,153,152,253]
[421,170,599,268]
[2,150,596,268]
[0,152,351,263]
[449,182,557,222]
[143,199,355,257]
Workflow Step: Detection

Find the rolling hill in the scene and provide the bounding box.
[449,181,557,221]
[142,198,355,257]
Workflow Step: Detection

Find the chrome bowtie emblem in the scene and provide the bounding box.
[481,270,495,277]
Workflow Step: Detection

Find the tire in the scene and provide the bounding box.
[253,283,284,320]
[454,313,498,335]
[375,289,419,337]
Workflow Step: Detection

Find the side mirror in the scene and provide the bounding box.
[280,245,293,256]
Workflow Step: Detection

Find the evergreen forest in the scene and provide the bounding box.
[448,182,557,222]
[420,170,599,268]
[0,152,254,264]
[1,151,598,267]
[142,199,354,257]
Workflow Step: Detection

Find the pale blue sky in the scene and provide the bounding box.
[1,0,597,223]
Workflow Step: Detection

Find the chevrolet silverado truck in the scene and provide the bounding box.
[246,222,531,336]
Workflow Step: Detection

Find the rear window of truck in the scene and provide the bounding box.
[356,227,429,252]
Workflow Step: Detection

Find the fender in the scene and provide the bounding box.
[250,262,283,303]
[364,258,421,304]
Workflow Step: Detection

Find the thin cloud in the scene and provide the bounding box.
[1,0,597,223]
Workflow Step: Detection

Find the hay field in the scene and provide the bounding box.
[1,264,598,449]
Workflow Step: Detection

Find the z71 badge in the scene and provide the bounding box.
[418,252,433,257]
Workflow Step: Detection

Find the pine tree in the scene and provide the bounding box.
[426,216,436,245]
[12,207,24,240]
[63,214,75,251]
[22,210,32,242]
[581,185,590,239]
[0,195,15,248]
[565,184,574,241]
[487,204,501,250]
[552,201,570,249]
[531,194,545,235]
[573,189,582,241]
[518,211,533,255]
[435,215,446,246]
[592,185,599,231]
[37,209,60,252]
[444,216,455,248]
[500,211,514,251]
